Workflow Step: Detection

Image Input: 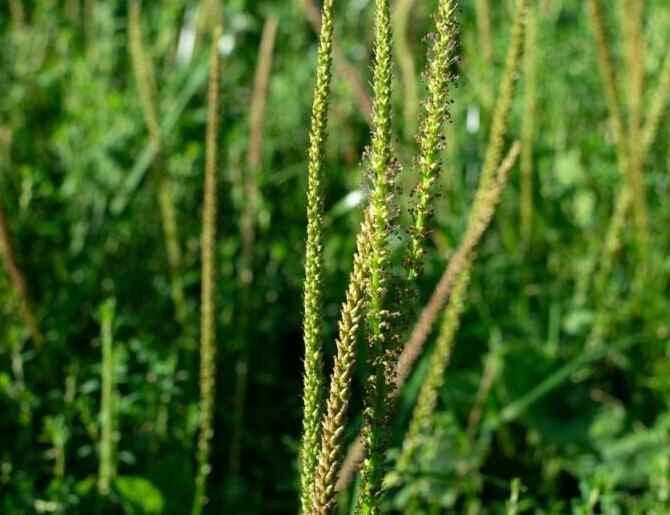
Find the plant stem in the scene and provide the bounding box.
[300,0,335,511]
[303,0,373,123]
[0,204,42,346]
[520,5,537,248]
[98,299,116,496]
[357,0,395,510]
[192,24,222,515]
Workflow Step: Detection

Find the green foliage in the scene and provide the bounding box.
[115,476,165,515]
[1,1,670,514]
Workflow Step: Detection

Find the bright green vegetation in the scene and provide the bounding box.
[1,1,670,514]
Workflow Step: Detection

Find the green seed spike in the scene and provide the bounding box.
[357,0,395,512]
[300,0,335,512]
[192,24,222,515]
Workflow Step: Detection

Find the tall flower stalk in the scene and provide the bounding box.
[520,4,537,248]
[312,213,373,515]
[0,204,42,346]
[478,0,527,195]
[300,0,335,512]
[98,298,117,496]
[192,24,222,515]
[309,0,459,511]
[303,0,373,123]
[474,0,493,103]
[400,0,526,384]
[356,0,396,511]
[587,0,631,296]
[622,0,649,260]
[9,0,25,33]
[405,0,458,283]
[336,0,526,486]
[475,0,492,66]
[393,0,419,139]
[128,0,187,328]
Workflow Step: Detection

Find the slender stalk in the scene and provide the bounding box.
[395,268,470,475]
[229,15,279,476]
[128,0,187,328]
[312,213,373,515]
[587,0,667,294]
[474,0,493,103]
[196,0,223,47]
[477,0,527,195]
[303,0,374,123]
[474,0,493,66]
[98,299,116,496]
[316,0,461,505]
[84,0,96,57]
[466,345,503,438]
[587,0,648,275]
[405,0,458,283]
[520,5,537,248]
[65,0,80,25]
[357,0,396,511]
[0,204,42,346]
[9,0,26,33]
[246,17,279,173]
[622,0,649,259]
[622,0,645,135]
[300,1,335,511]
[393,0,419,139]
[641,49,670,161]
[192,25,222,515]
[587,0,628,173]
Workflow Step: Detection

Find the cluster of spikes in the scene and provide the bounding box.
[299,0,532,513]
[299,0,461,513]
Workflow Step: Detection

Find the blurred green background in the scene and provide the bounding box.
[1,0,670,513]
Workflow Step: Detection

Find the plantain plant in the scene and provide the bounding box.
[520,4,537,248]
[192,23,222,515]
[97,298,117,496]
[356,0,397,511]
[337,0,527,490]
[0,204,42,346]
[128,0,187,329]
[301,0,460,512]
[300,0,335,511]
[391,0,528,476]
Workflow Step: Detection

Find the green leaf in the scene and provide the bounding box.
[114,476,164,514]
